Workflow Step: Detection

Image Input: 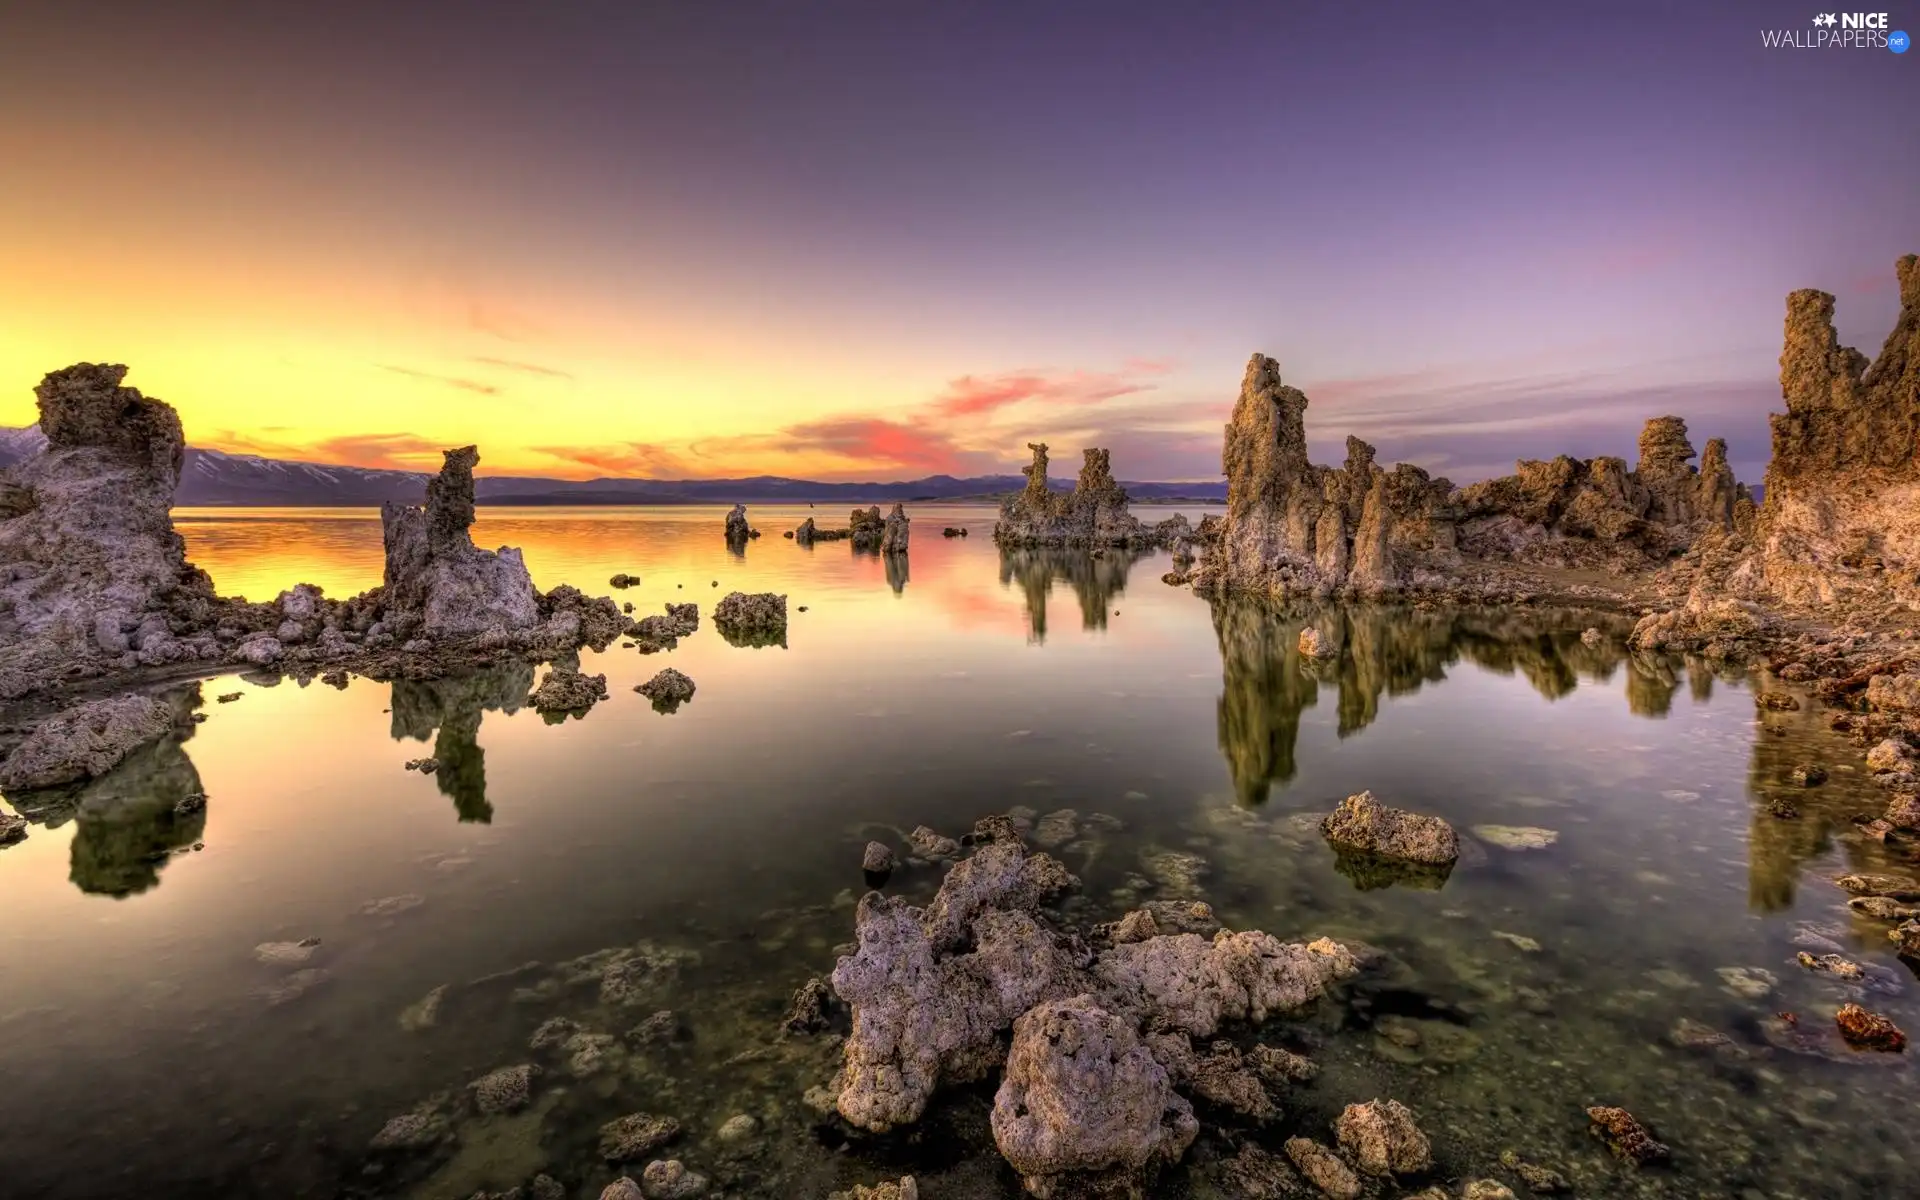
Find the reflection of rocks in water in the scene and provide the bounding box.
[1625,653,1680,717]
[999,546,1148,644]
[1212,599,1639,805]
[390,661,534,823]
[6,685,208,898]
[1744,684,1885,912]
[884,551,908,595]
[1330,847,1455,892]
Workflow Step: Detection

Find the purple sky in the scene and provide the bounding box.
[3,0,1915,483]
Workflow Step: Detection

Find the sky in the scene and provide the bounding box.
[1,0,1915,485]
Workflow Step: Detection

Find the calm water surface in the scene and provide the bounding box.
[1,505,1914,1199]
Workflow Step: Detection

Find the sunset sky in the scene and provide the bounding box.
[1,0,1914,484]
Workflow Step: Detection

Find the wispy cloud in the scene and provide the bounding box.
[201,430,448,470]
[531,441,698,479]
[932,361,1173,418]
[472,356,574,380]
[466,299,547,344]
[380,364,503,396]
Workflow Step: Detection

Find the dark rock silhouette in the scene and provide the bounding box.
[390,662,533,822]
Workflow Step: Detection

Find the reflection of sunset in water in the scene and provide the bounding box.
[173,504,1222,646]
[11,502,1918,1199]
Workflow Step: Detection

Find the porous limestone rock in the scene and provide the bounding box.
[0,693,177,790]
[1283,1138,1360,1200]
[529,666,608,715]
[827,1179,918,1200]
[1757,255,1920,608]
[380,446,542,640]
[1194,359,1425,598]
[1320,791,1459,865]
[1093,931,1359,1039]
[990,995,1199,1198]
[713,592,787,645]
[881,502,911,555]
[831,894,1079,1132]
[640,1159,708,1199]
[0,365,260,699]
[1334,1098,1432,1177]
[636,668,696,712]
[862,840,896,874]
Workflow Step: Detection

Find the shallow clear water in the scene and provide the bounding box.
[1,504,1915,1199]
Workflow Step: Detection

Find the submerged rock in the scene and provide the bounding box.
[1586,1105,1670,1165]
[0,693,177,790]
[990,995,1199,1197]
[1283,1138,1360,1200]
[1320,791,1459,865]
[1334,1098,1432,1177]
[1471,824,1559,851]
[1835,1003,1906,1051]
[600,1113,682,1163]
[828,1179,919,1200]
[468,1063,539,1115]
[641,1159,708,1199]
[0,811,25,847]
[906,825,961,859]
[782,976,835,1035]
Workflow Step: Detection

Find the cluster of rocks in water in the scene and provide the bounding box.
[785,503,911,556]
[354,798,1670,1200]
[0,364,625,708]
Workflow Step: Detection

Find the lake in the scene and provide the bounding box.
[0,504,1914,1199]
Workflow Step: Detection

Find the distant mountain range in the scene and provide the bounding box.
[0,425,1229,507]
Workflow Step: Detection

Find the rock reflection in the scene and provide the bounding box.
[390,661,534,823]
[5,685,207,898]
[1212,600,1641,805]
[885,551,908,595]
[998,547,1149,644]
[1743,685,1887,912]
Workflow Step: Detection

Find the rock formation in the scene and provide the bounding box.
[993,444,1189,548]
[0,365,625,710]
[713,591,788,647]
[1194,359,1424,598]
[1452,416,1749,568]
[0,365,257,699]
[794,517,853,545]
[1194,354,1752,598]
[379,446,541,640]
[724,503,752,545]
[991,995,1199,1196]
[825,822,1358,1196]
[1751,255,1919,608]
[850,506,886,551]
[635,667,696,713]
[881,502,910,555]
